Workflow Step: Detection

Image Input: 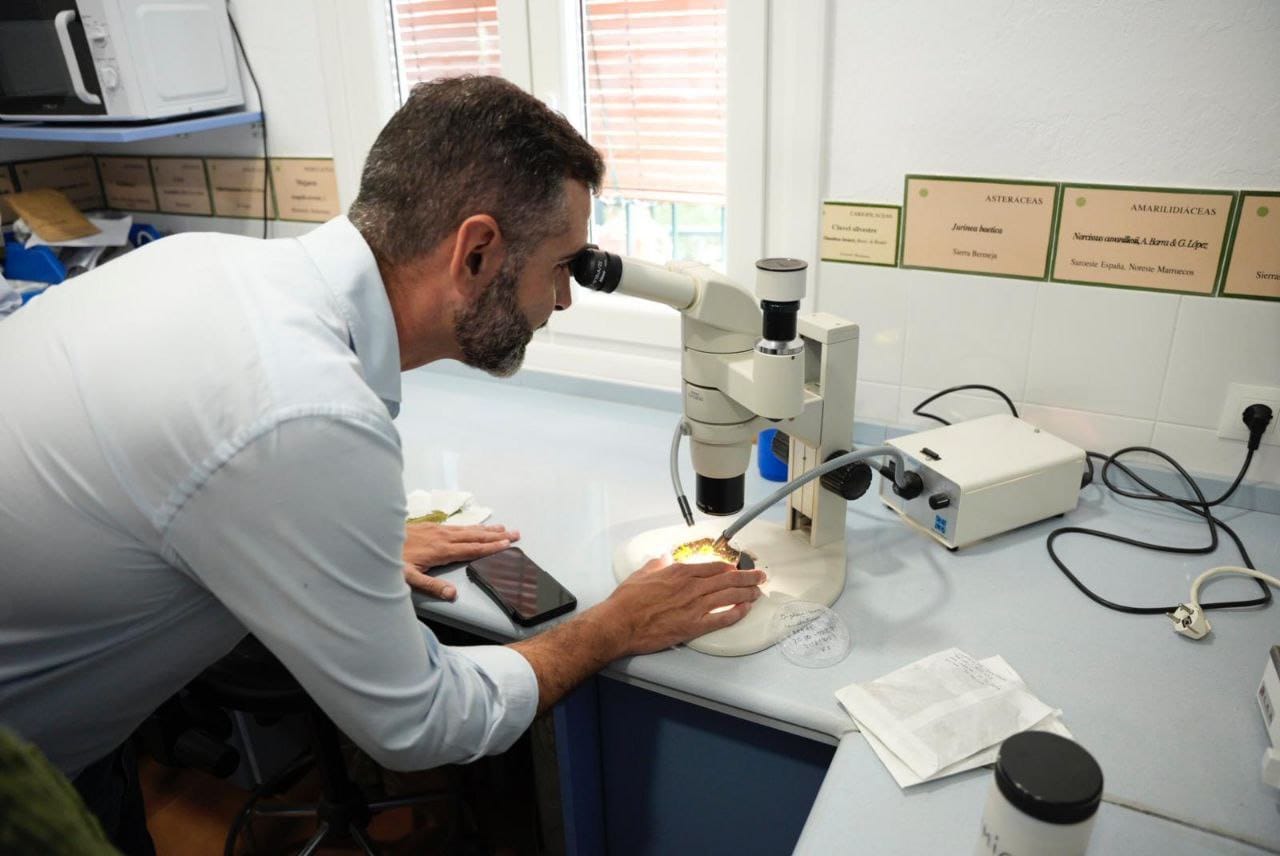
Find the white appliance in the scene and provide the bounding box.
[1260,646,1280,789]
[0,0,244,122]
[879,414,1085,550]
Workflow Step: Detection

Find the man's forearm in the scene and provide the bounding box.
[509,602,630,714]
[506,559,764,714]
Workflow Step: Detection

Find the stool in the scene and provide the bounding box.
[188,636,460,856]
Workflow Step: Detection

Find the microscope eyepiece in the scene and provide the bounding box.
[569,245,623,293]
[568,247,698,310]
[760,300,799,342]
[754,257,805,344]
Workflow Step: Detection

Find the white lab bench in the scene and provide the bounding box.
[399,367,1280,855]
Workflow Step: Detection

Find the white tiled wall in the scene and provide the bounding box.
[900,274,1038,400]
[1025,284,1181,421]
[819,261,1280,485]
[817,0,1279,488]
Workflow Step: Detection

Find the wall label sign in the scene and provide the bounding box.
[151,158,214,216]
[207,157,277,220]
[0,164,15,223]
[14,156,104,211]
[821,202,901,266]
[901,176,1057,281]
[1052,184,1235,295]
[97,156,158,212]
[270,158,341,223]
[1220,191,1280,301]
[4,154,341,223]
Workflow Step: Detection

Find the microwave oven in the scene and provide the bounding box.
[0,0,244,122]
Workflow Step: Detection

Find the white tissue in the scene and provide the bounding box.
[24,215,132,248]
[444,506,493,526]
[406,489,470,519]
[835,648,1055,779]
[851,656,1071,788]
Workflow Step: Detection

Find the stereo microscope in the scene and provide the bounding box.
[570,247,906,656]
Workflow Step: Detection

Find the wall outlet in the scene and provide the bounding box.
[1217,383,1280,447]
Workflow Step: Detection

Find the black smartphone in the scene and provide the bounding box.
[466,547,577,627]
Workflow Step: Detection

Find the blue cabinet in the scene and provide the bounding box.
[557,676,835,856]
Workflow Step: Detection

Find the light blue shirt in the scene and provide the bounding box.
[0,274,19,318]
[0,217,538,776]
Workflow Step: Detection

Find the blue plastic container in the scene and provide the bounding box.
[3,239,65,284]
[757,428,788,482]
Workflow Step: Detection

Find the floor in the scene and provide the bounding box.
[138,729,552,855]
[134,622,557,855]
[141,753,452,854]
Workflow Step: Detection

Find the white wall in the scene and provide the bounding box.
[6,0,1276,486]
[816,0,1280,483]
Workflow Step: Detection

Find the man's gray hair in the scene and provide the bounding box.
[349,76,604,268]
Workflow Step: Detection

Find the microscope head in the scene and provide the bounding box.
[570,247,809,516]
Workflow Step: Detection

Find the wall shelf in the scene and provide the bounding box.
[0,110,262,144]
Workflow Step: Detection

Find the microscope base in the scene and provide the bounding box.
[613,521,846,657]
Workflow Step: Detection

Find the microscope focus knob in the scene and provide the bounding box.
[820,451,873,501]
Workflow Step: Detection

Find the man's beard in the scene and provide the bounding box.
[454,263,534,378]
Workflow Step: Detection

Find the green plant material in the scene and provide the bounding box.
[672,538,740,565]
[0,727,120,855]
[407,510,449,524]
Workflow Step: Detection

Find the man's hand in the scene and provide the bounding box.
[600,558,766,655]
[403,522,519,600]
[510,558,765,712]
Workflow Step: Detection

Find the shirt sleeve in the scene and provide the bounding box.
[161,411,538,771]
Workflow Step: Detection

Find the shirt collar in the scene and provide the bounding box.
[297,216,402,418]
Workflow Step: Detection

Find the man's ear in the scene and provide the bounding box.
[449,215,507,297]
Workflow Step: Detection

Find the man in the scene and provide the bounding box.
[0,76,763,852]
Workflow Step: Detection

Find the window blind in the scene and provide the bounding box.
[583,0,728,203]
[390,0,501,94]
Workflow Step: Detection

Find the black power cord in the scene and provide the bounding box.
[912,385,1272,617]
[912,384,1018,426]
[1047,445,1269,615]
[227,6,269,240]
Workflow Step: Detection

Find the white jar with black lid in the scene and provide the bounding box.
[975,731,1104,856]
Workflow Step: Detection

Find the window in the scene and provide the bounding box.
[370,0,765,385]
[386,0,728,268]
[389,0,502,101]
[385,0,730,269]
[582,0,728,269]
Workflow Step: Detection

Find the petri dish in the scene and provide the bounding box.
[772,600,852,668]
